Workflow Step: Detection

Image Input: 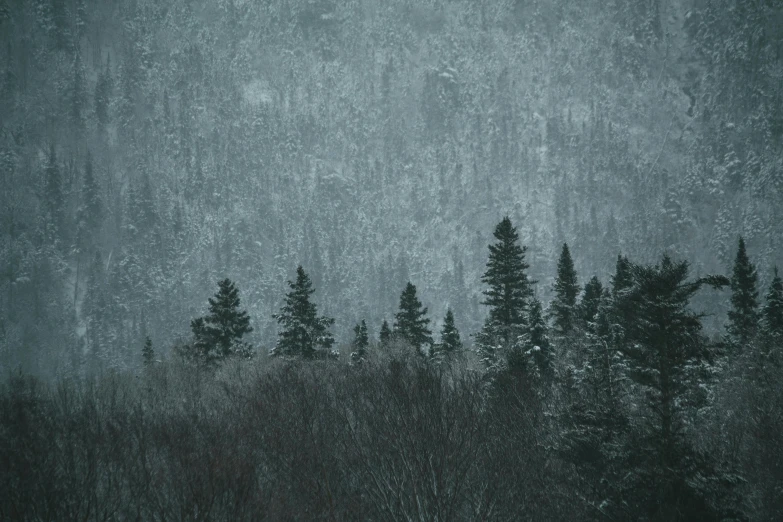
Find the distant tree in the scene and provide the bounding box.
[762,267,783,341]
[477,216,534,367]
[434,309,462,359]
[579,276,603,332]
[351,320,369,364]
[272,266,335,359]
[70,51,87,131]
[75,152,102,248]
[549,243,579,336]
[43,144,65,242]
[393,282,433,354]
[379,319,392,347]
[187,278,253,364]
[142,336,154,365]
[94,55,112,128]
[727,236,759,349]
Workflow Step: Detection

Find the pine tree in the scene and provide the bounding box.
[434,308,462,359]
[616,255,738,520]
[351,320,369,364]
[611,254,633,297]
[272,266,335,359]
[94,55,112,127]
[70,50,87,131]
[188,278,254,364]
[75,152,102,249]
[762,267,783,341]
[727,236,759,349]
[510,297,553,379]
[43,144,64,242]
[477,216,534,366]
[393,282,433,354]
[549,243,579,336]
[579,276,603,332]
[379,319,392,347]
[142,336,154,365]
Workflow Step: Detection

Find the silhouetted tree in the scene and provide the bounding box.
[394,282,433,354]
[272,266,335,359]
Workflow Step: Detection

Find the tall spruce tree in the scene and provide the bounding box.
[549,243,579,336]
[272,266,335,359]
[351,320,369,364]
[616,255,739,520]
[477,216,534,366]
[727,236,759,349]
[189,278,253,364]
[393,282,433,354]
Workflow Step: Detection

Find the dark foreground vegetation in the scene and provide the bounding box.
[1,339,781,522]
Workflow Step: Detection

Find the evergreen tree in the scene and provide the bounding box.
[611,254,633,297]
[188,278,253,364]
[350,320,369,364]
[43,144,65,242]
[393,282,433,354]
[379,319,392,347]
[549,242,579,336]
[727,236,759,348]
[70,50,87,131]
[477,216,534,366]
[579,276,603,332]
[142,336,154,365]
[94,55,112,127]
[272,266,336,359]
[510,297,553,380]
[762,266,783,341]
[434,308,462,359]
[75,152,102,248]
[616,255,739,520]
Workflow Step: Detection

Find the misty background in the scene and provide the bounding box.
[1,0,782,377]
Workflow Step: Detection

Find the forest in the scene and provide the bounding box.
[0,0,782,520]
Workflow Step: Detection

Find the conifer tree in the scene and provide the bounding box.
[393,282,433,354]
[616,255,737,519]
[351,320,369,364]
[510,297,553,380]
[477,216,534,366]
[142,336,154,365]
[94,55,112,128]
[762,267,783,341]
[435,308,462,358]
[579,276,603,332]
[549,243,579,336]
[727,236,759,348]
[379,319,392,347]
[272,266,335,359]
[188,278,253,364]
[611,254,633,297]
[75,152,102,248]
[44,144,64,241]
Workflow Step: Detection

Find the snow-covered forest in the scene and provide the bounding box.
[1,0,782,520]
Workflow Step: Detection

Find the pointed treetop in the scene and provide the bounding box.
[379,319,392,346]
[437,308,462,356]
[762,266,783,340]
[550,242,580,336]
[727,236,759,347]
[394,282,433,353]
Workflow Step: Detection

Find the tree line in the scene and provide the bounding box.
[3,216,782,521]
